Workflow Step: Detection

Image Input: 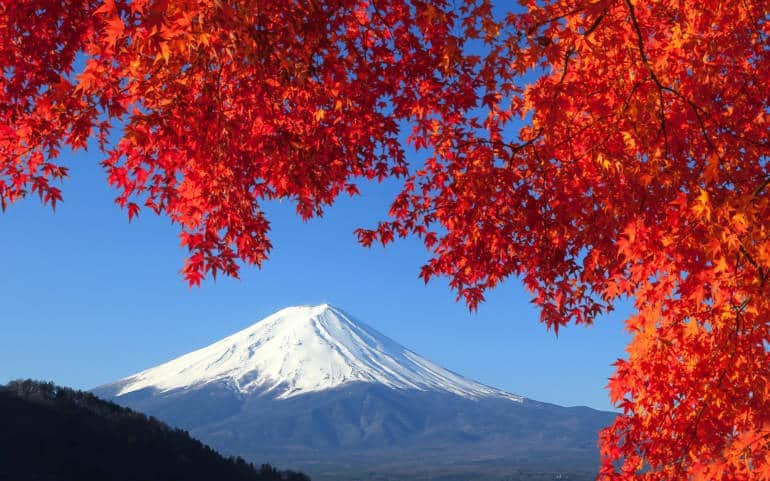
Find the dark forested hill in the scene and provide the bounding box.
[0,380,310,481]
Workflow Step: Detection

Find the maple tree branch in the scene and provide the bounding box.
[623,0,672,158]
[558,47,575,86]
[739,245,759,270]
[738,243,765,287]
[368,0,396,41]
[720,125,770,152]
[536,45,576,139]
[556,81,641,170]
[454,135,543,163]
[752,176,770,197]
[625,0,732,171]
[624,0,730,173]
[674,306,744,476]
[660,85,722,163]
[583,9,607,37]
[733,177,770,287]
[656,86,670,159]
[623,0,655,79]
[526,6,585,36]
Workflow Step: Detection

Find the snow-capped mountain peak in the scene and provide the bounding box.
[111,304,522,401]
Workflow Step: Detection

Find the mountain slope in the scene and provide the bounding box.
[0,380,309,481]
[95,305,615,481]
[102,304,521,401]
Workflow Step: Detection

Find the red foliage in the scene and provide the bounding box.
[1,1,768,478]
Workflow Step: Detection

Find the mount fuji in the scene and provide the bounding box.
[94,305,614,481]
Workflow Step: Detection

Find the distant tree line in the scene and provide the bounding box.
[0,380,311,481]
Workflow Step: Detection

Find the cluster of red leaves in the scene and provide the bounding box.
[2,0,769,478]
[0,0,99,210]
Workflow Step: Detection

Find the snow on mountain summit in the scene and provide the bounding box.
[112,304,523,401]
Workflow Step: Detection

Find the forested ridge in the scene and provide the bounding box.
[0,380,310,481]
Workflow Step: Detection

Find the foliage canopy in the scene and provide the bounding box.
[1,0,768,478]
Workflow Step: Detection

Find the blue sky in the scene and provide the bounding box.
[0,144,631,411]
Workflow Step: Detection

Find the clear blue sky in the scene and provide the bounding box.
[0,143,631,411]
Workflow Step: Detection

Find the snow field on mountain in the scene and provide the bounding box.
[115,304,523,401]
